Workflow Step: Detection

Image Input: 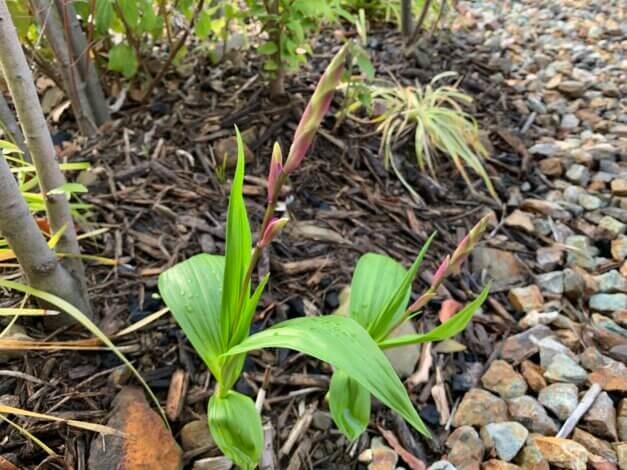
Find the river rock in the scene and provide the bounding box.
[521,360,547,392]
[572,428,617,464]
[531,436,589,470]
[446,426,485,470]
[480,422,528,462]
[507,396,558,435]
[538,383,578,421]
[544,354,587,384]
[508,286,544,312]
[472,247,526,290]
[481,360,528,399]
[589,293,627,312]
[581,391,618,441]
[501,325,553,364]
[453,389,509,427]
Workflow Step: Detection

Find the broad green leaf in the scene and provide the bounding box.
[350,253,407,330]
[263,59,278,71]
[378,286,489,349]
[220,128,251,342]
[356,52,374,80]
[257,41,278,55]
[95,0,113,34]
[208,391,263,470]
[0,280,167,429]
[108,43,138,78]
[225,315,430,437]
[329,369,370,440]
[195,9,212,39]
[158,254,225,376]
[119,0,139,29]
[370,233,436,341]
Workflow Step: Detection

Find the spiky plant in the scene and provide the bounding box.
[369,72,499,201]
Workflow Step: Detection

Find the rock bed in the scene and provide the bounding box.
[431,1,626,469]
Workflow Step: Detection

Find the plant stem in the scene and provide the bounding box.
[406,0,433,46]
[141,0,205,102]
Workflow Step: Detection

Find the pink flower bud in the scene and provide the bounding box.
[283,45,348,173]
[267,142,283,203]
[431,255,450,290]
[258,217,288,248]
[407,292,435,314]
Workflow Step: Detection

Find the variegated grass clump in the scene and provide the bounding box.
[368,72,498,201]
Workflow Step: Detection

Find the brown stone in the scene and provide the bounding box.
[481,360,528,399]
[508,396,558,436]
[515,443,549,470]
[538,157,563,177]
[453,389,509,427]
[572,428,617,464]
[505,210,535,233]
[618,399,627,441]
[508,285,544,313]
[482,460,522,470]
[611,179,627,197]
[501,325,553,364]
[581,391,618,441]
[446,426,484,470]
[587,362,627,392]
[471,247,526,290]
[587,454,617,470]
[611,238,627,262]
[521,361,547,392]
[531,436,589,470]
[212,135,254,169]
[180,419,214,451]
[88,386,182,470]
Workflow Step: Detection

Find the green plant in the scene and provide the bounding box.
[158,46,427,468]
[247,0,349,97]
[367,72,498,201]
[328,218,490,438]
[0,140,91,262]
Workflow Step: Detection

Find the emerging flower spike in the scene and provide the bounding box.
[430,255,450,290]
[283,45,348,173]
[267,142,283,203]
[257,217,289,249]
[449,215,491,273]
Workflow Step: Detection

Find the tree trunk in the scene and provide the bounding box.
[30,0,97,137]
[401,0,412,37]
[56,0,110,126]
[0,89,30,161]
[0,0,92,320]
[0,152,91,328]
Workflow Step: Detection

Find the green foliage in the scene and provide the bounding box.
[328,369,370,440]
[0,142,91,256]
[159,127,432,465]
[327,238,489,441]
[247,0,349,79]
[341,0,449,31]
[349,72,498,200]
[208,391,263,469]
[226,315,429,437]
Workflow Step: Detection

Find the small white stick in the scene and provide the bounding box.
[556,383,602,438]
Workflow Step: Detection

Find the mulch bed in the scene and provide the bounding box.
[1,25,534,469]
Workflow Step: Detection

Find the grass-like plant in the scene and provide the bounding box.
[329,218,490,438]
[364,72,498,201]
[158,46,489,468]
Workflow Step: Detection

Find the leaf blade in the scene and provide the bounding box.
[225,315,430,438]
[329,369,370,440]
